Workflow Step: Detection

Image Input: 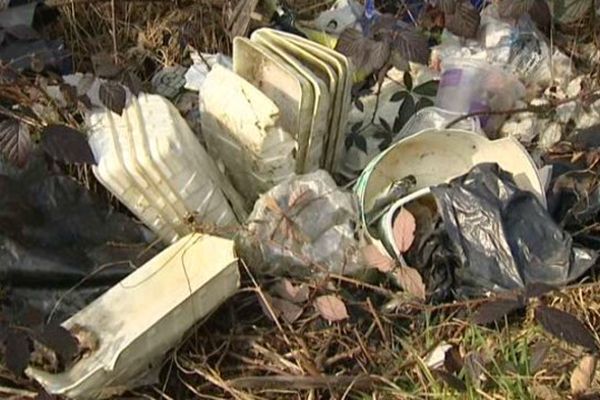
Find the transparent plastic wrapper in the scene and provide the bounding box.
[436,58,524,135]
[395,106,484,141]
[236,170,363,277]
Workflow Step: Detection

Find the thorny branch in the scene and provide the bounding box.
[445,89,600,129]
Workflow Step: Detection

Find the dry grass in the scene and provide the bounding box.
[0,1,594,399]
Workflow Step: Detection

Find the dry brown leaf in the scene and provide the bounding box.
[361,244,395,273]
[571,355,597,395]
[393,208,416,253]
[314,295,348,322]
[393,266,426,301]
[272,279,309,304]
[270,297,303,324]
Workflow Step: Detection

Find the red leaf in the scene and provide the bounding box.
[5,330,31,376]
[41,124,96,165]
[272,279,309,304]
[0,119,32,168]
[535,305,597,351]
[99,81,126,115]
[361,245,396,273]
[392,208,416,253]
[393,266,426,301]
[471,298,523,325]
[314,295,348,322]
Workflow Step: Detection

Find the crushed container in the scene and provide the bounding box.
[27,233,240,400]
[88,93,246,244]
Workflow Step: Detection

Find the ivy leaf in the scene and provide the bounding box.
[379,117,392,133]
[416,97,434,111]
[397,95,416,128]
[0,119,32,168]
[41,124,96,165]
[403,72,413,91]
[5,330,31,376]
[413,80,439,97]
[99,81,126,115]
[390,91,409,103]
[355,134,367,154]
[535,305,598,351]
[471,298,523,325]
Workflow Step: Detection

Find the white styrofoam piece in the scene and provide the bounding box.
[27,233,240,400]
[88,93,241,244]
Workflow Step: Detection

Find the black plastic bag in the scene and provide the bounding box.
[429,163,597,297]
[0,155,158,322]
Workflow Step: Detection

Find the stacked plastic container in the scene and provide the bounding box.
[88,93,246,244]
[200,65,296,208]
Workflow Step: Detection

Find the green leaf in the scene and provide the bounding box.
[397,95,416,128]
[355,135,367,154]
[413,80,439,97]
[403,72,413,91]
[390,91,409,103]
[416,97,434,111]
[350,121,363,134]
[354,98,364,112]
[393,116,403,133]
[379,117,392,133]
[345,134,354,150]
[378,136,392,151]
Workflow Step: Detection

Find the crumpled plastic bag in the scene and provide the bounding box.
[0,154,158,321]
[428,163,597,297]
[236,170,363,277]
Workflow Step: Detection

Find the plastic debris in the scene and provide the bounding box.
[184,51,232,91]
[236,170,363,277]
[151,65,187,99]
[422,163,597,298]
[88,92,247,243]
[27,233,240,399]
[201,64,296,207]
[0,154,158,322]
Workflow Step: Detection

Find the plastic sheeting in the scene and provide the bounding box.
[0,155,158,322]
[236,170,363,277]
[410,163,597,299]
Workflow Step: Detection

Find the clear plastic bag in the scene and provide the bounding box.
[236,170,363,277]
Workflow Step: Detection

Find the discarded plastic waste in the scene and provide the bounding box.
[232,28,352,174]
[236,170,363,277]
[436,58,524,134]
[184,51,232,92]
[355,129,546,241]
[88,93,247,244]
[27,233,240,400]
[0,154,157,321]
[201,65,296,207]
[395,106,484,141]
[426,163,597,298]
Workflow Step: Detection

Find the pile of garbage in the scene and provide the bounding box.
[0,0,599,398]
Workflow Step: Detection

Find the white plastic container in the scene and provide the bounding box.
[201,65,296,206]
[88,93,244,244]
[27,233,240,400]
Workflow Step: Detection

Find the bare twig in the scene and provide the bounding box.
[445,89,600,129]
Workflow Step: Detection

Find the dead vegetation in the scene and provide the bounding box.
[0,0,599,399]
